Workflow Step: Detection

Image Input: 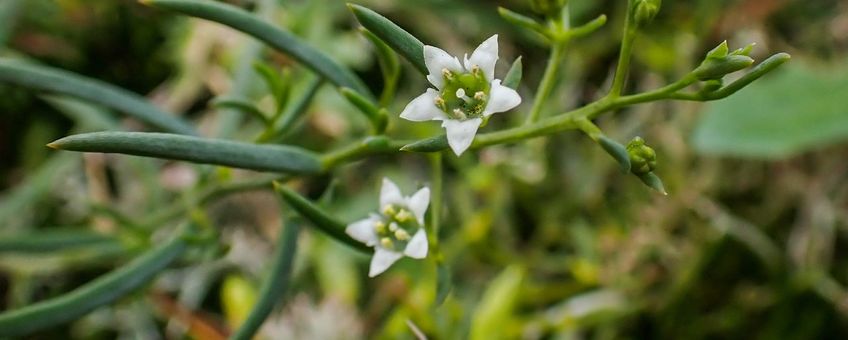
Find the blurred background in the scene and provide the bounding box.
[1,0,847,338]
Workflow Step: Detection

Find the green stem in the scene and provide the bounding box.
[427,153,443,250]
[230,219,300,340]
[525,41,567,123]
[608,1,638,98]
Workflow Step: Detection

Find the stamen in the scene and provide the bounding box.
[380,237,394,249]
[394,229,411,241]
[374,221,387,234]
[441,68,454,81]
[453,108,468,120]
[434,96,446,110]
[474,91,486,101]
[395,209,412,223]
[388,222,399,232]
[382,205,396,217]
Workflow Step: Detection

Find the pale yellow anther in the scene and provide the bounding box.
[374,221,387,234]
[380,237,394,249]
[395,209,412,223]
[388,222,399,232]
[394,229,411,241]
[474,91,486,101]
[453,108,467,119]
[382,204,396,216]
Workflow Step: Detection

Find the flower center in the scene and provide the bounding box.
[434,66,490,120]
[373,204,420,250]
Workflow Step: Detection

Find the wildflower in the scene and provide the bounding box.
[400,35,522,155]
[345,178,430,277]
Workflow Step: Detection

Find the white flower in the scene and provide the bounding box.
[345,178,430,277]
[400,34,522,156]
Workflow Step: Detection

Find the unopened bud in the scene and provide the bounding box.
[634,0,661,26]
[693,41,756,80]
[529,0,568,17]
[627,136,657,175]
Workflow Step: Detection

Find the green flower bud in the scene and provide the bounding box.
[626,136,657,175]
[634,0,661,26]
[530,0,568,17]
[693,41,756,80]
[699,79,723,94]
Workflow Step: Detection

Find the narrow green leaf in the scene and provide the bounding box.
[48,132,323,174]
[0,59,196,135]
[497,7,550,39]
[706,53,791,99]
[0,235,187,337]
[349,4,426,74]
[259,75,324,143]
[436,262,452,306]
[567,14,607,38]
[470,265,525,340]
[598,136,632,173]
[144,0,373,100]
[502,56,523,90]
[231,219,300,340]
[0,230,118,253]
[211,96,270,125]
[400,135,449,153]
[253,62,292,114]
[637,172,667,195]
[361,28,400,81]
[340,87,387,133]
[274,183,369,253]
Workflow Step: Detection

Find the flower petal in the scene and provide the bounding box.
[465,35,498,81]
[483,80,521,117]
[403,229,428,259]
[424,45,463,89]
[406,187,430,226]
[400,89,447,122]
[369,247,403,277]
[442,118,482,156]
[380,177,404,208]
[345,216,379,246]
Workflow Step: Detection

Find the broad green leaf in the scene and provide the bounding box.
[0,59,196,135]
[48,132,322,174]
[274,183,370,253]
[0,234,187,337]
[693,61,848,159]
[144,0,373,101]
[349,4,426,74]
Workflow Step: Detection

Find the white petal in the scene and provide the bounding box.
[369,247,403,277]
[441,118,482,156]
[483,80,521,117]
[406,187,430,225]
[345,217,379,246]
[465,35,499,81]
[380,177,404,208]
[424,45,463,89]
[400,89,447,122]
[403,229,428,259]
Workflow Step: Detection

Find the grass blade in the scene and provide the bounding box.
[0,59,196,135]
[48,132,323,174]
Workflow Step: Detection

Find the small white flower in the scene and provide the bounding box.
[345,178,430,277]
[400,34,522,156]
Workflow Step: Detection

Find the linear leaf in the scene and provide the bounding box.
[0,59,196,135]
[144,0,373,100]
[0,235,187,337]
[48,132,323,174]
[349,4,426,74]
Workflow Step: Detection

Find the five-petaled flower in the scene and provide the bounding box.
[400,35,522,156]
[346,178,430,277]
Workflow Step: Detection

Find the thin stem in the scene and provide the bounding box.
[427,153,443,250]
[608,1,638,98]
[525,41,567,124]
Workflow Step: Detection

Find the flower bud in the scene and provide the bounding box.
[529,0,568,17]
[693,41,756,81]
[633,0,661,26]
[626,136,657,175]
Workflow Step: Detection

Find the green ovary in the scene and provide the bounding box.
[435,66,491,120]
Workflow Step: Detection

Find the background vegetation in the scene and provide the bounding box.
[1,0,847,338]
